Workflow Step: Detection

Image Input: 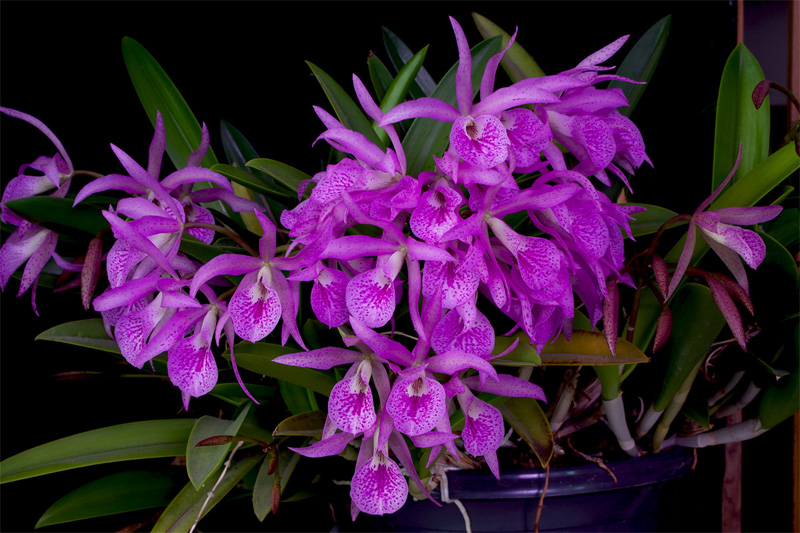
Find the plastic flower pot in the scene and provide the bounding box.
[382,447,695,532]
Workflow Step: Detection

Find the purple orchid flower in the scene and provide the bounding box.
[0,107,74,312]
[667,147,782,299]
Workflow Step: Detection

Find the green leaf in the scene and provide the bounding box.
[36,470,185,528]
[373,45,429,146]
[152,452,262,533]
[212,163,296,199]
[759,320,800,429]
[492,332,542,367]
[273,410,327,437]
[279,380,318,415]
[472,12,546,81]
[229,343,337,396]
[178,234,233,264]
[710,142,800,210]
[121,36,217,169]
[539,330,649,366]
[497,397,553,466]
[253,449,301,521]
[712,43,770,191]
[380,46,429,114]
[35,318,120,354]
[607,15,671,116]
[0,419,195,483]
[626,203,681,237]
[220,120,261,175]
[368,53,394,103]
[631,286,663,352]
[652,284,727,412]
[187,403,251,490]
[4,197,107,236]
[246,158,313,196]
[403,36,503,176]
[209,383,276,407]
[307,61,384,148]
[764,206,799,248]
[381,27,436,97]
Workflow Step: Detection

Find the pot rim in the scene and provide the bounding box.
[434,446,695,500]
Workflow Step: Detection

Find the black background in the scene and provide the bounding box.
[1,1,794,531]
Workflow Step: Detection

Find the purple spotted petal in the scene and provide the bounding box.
[422,260,479,310]
[461,374,546,401]
[114,296,167,366]
[667,219,697,299]
[450,115,509,169]
[516,237,567,299]
[311,267,350,327]
[459,393,505,458]
[430,309,495,357]
[350,450,408,516]
[386,375,446,436]
[228,270,282,343]
[289,431,356,458]
[713,205,782,226]
[328,371,377,434]
[346,268,396,329]
[17,230,57,297]
[708,277,747,351]
[168,334,218,408]
[409,187,462,243]
[500,108,552,169]
[700,223,766,270]
[184,203,215,244]
[274,347,364,369]
[0,224,52,291]
[311,158,362,205]
[426,350,498,384]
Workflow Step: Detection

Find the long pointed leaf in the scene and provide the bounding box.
[712,43,770,190]
[152,452,262,533]
[121,37,217,170]
[36,470,185,528]
[607,15,671,116]
[498,397,553,467]
[472,12,546,81]
[35,318,120,354]
[212,163,296,199]
[187,403,251,490]
[307,62,384,148]
[5,197,108,236]
[246,158,312,196]
[368,53,394,103]
[253,449,301,521]
[0,419,195,483]
[381,27,436,97]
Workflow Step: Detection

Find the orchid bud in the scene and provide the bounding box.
[653,307,673,353]
[81,237,103,311]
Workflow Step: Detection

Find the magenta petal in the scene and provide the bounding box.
[459,393,505,457]
[409,187,462,243]
[114,296,166,366]
[386,376,447,436]
[229,270,282,343]
[289,431,356,458]
[450,115,509,169]
[160,167,233,192]
[472,84,560,116]
[379,98,461,126]
[577,35,629,68]
[461,374,546,401]
[667,219,697,299]
[425,350,498,383]
[311,267,350,327]
[0,106,73,171]
[0,225,51,291]
[346,268,396,328]
[168,334,218,401]
[311,158,362,205]
[328,372,377,434]
[713,205,782,225]
[708,277,747,351]
[430,309,495,357]
[321,235,399,261]
[350,450,408,516]
[449,16,473,116]
[273,347,363,370]
[422,259,479,310]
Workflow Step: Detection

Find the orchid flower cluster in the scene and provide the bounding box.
[0,16,787,520]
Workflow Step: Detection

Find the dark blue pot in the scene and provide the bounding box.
[382,447,695,532]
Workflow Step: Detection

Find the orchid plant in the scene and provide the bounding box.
[1,12,798,531]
